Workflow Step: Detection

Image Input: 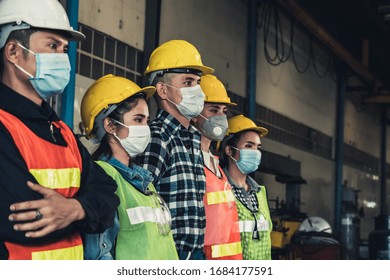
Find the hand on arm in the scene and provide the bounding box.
[8,181,86,238]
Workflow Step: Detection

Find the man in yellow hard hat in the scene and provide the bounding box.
[0,0,119,259]
[135,39,213,260]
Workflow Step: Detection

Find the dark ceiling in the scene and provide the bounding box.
[299,0,390,84]
[275,0,390,102]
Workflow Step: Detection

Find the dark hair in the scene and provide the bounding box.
[92,93,145,161]
[151,73,174,107]
[151,72,173,86]
[0,28,38,77]
[219,131,246,168]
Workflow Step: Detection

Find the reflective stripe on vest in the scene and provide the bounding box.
[239,217,270,232]
[211,241,242,258]
[239,220,257,232]
[206,189,235,205]
[5,232,83,260]
[32,245,83,260]
[0,109,83,260]
[235,185,272,260]
[96,160,178,260]
[203,165,243,260]
[30,168,80,196]
[30,168,81,189]
[127,206,168,225]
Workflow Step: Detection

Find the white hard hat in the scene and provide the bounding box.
[299,216,332,233]
[0,0,85,48]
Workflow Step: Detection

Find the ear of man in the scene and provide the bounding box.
[155,82,168,99]
[4,41,19,64]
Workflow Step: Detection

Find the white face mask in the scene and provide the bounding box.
[113,120,151,157]
[165,84,205,119]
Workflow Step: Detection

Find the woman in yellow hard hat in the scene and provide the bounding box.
[80,74,178,260]
[192,74,243,260]
[219,114,272,260]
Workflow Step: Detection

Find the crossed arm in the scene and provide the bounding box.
[0,135,119,244]
[9,181,86,238]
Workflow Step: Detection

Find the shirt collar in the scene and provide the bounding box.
[0,83,59,121]
[222,167,260,193]
[246,175,260,193]
[102,156,153,193]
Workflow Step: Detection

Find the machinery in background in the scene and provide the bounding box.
[271,214,342,259]
[271,182,365,260]
[270,197,305,259]
[290,216,341,259]
[369,214,390,259]
[339,184,363,259]
[271,216,302,249]
[257,151,307,259]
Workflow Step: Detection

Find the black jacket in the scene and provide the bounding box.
[0,83,119,256]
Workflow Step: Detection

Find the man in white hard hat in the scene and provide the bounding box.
[0,0,119,260]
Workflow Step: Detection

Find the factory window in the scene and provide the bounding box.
[77,24,143,81]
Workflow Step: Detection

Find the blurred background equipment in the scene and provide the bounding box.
[339,184,362,259]
[369,214,390,259]
[290,216,341,260]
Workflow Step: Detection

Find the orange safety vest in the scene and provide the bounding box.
[203,164,242,260]
[0,109,83,260]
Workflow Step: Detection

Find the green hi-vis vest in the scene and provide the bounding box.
[235,185,272,260]
[96,161,178,260]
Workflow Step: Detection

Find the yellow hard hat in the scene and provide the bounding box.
[144,40,214,83]
[228,114,268,137]
[200,74,237,105]
[81,74,155,140]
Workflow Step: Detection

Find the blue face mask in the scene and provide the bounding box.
[230,146,262,174]
[14,44,71,99]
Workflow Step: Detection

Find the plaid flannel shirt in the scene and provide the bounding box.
[134,109,206,253]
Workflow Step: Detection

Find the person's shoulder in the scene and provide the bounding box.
[149,120,176,144]
[95,160,123,181]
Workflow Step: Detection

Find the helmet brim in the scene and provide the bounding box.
[139,86,156,100]
[229,127,268,138]
[145,64,215,76]
[35,25,85,41]
[241,127,269,138]
[62,28,85,41]
[192,65,215,76]
[205,100,237,106]
[108,85,155,106]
